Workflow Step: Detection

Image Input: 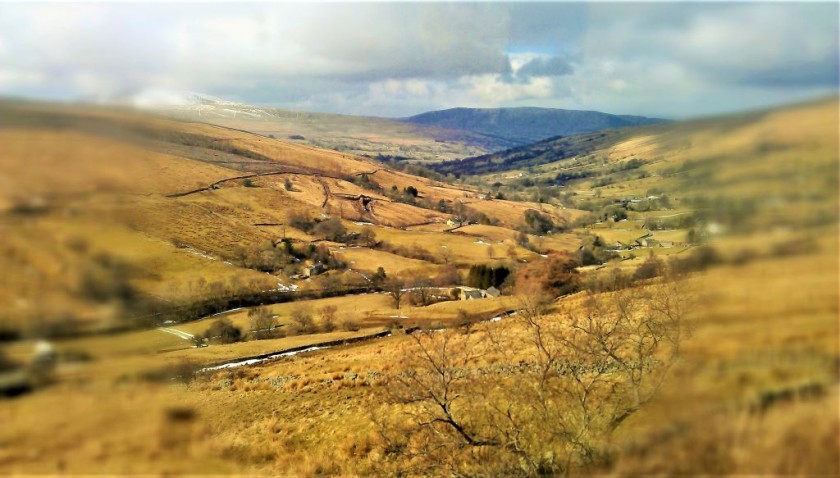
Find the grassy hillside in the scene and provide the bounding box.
[151,98,497,161]
[149,97,665,162]
[0,97,836,475]
[458,97,838,244]
[0,100,581,337]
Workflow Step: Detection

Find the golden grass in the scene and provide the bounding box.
[1,242,836,474]
[332,247,440,275]
[161,327,388,364]
[1,98,837,475]
[0,128,236,209]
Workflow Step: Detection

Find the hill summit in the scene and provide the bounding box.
[403,106,666,147]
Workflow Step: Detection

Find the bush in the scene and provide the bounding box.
[248,307,277,340]
[634,255,665,281]
[341,318,361,332]
[320,305,338,332]
[515,251,579,297]
[313,218,347,242]
[669,246,722,275]
[289,210,316,233]
[522,210,555,235]
[289,307,316,335]
[204,318,243,344]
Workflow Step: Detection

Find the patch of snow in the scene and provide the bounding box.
[184,247,216,261]
[201,346,327,372]
[207,307,244,318]
[158,327,194,340]
[273,283,298,292]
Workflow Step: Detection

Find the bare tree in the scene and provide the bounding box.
[380,278,688,476]
[386,277,406,310]
[289,306,315,335]
[248,307,276,340]
[319,305,338,332]
[410,276,434,306]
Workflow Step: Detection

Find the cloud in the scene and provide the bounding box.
[0,2,835,118]
[517,56,574,78]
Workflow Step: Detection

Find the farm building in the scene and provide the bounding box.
[460,289,484,300]
[485,286,501,298]
[303,263,325,278]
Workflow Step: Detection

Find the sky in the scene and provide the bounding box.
[0,2,837,119]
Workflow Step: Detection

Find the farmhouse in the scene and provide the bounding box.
[303,263,325,278]
[485,286,501,298]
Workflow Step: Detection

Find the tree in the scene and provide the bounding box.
[313,218,346,242]
[380,279,688,476]
[371,266,387,287]
[284,178,294,191]
[522,209,555,235]
[289,306,315,335]
[517,231,531,248]
[410,277,434,306]
[385,277,406,310]
[319,305,338,332]
[633,254,664,281]
[515,251,579,298]
[358,227,377,247]
[248,307,276,340]
[467,264,510,289]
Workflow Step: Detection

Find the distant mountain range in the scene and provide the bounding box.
[403,107,666,147]
[117,89,667,160]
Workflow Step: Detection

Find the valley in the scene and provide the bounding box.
[0,96,837,476]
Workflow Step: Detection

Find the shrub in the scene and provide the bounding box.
[204,318,243,344]
[515,251,579,297]
[341,318,361,332]
[289,210,316,233]
[522,210,555,235]
[669,245,722,275]
[313,218,347,242]
[320,305,338,332]
[634,255,665,281]
[248,307,277,340]
[290,307,316,335]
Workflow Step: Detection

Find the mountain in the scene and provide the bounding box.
[115,89,496,161]
[403,107,666,147]
[114,90,665,162]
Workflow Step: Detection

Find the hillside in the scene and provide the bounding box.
[0,99,580,337]
[1,96,837,476]
[405,106,665,147]
[140,93,497,161]
[139,93,664,162]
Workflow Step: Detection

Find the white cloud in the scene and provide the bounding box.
[462,75,555,104]
[0,2,834,117]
